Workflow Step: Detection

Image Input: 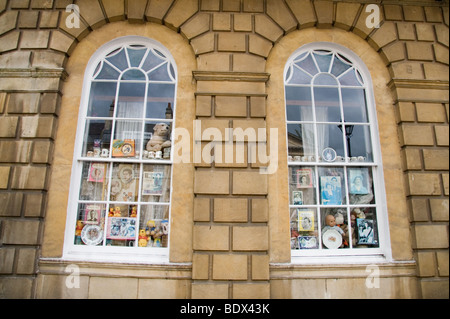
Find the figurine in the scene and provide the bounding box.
[322,214,345,236]
[114,206,122,217]
[108,207,114,217]
[146,123,171,152]
[130,206,137,218]
[75,220,84,245]
[138,229,149,247]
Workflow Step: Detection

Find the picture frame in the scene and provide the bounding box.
[84,204,101,225]
[298,236,318,249]
[115,164,137,202]
[142,171,164,196]
[88,163,106,183]
[296,168,313,188]
[320,176,342,205]
[292,191,303,205]
[112,139,135,157]
[298,209,315,231]
[322,147,337,162]
[356,218,377,245]
[348,168,370,195]
[106,217,137,240]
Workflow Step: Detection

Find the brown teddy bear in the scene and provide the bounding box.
[146,123,171,152]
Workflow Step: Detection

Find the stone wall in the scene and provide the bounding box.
[0,0,448,299]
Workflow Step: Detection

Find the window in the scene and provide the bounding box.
[285,43,389,259]
[64,37,177,261]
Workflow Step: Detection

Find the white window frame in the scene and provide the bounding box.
[285,42,392,264]
[63,36,177,264]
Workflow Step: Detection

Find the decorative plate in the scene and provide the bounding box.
[322,147,337,162]
[81,225,103,246]
[322,229,342,249]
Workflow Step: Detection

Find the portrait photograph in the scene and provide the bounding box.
[348,168,370,195]
[296,168,313,188]
[292,191,303,205]
[320,176,342,205]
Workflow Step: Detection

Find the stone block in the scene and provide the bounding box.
[11,166,48,190]
[145,0,174,23]
[20,30,50,49]
[414,225,448,249]
[266,0,297,32]
[286,0,315,28]
[234,14,252,32]
[218,32,246,52]
[193,225,229,251]
[368,22,397,51]
[201,0,219,11]
[0,277,33,299]
[213,13,231,31]
[40,93,61,115]
[254,14,283,42]
[249,34,272,58]
[0,11,18,36]
[214,198,248,222]
[18,10,39,28]
[20,116,56,138]
[0,92,5,113]
[7,93,40,114]
[197,52,231,71]
[406,42,434,61]
[191,283,229,299]
[424,6,443,23]
[232,283,270,299]
[30,0,53,9]
[58,10,90,41]
[232,119,266,142]
[192,253,209,280]
[423,63,449,81]
[400,125,434,146]
[89,277,138,299]
[232,170,267,195]
[49,30,77,55]
[212,254,247,280]
[381,42,405,64]
[416,252,436,277]
[435,25,449,47]
[397,22,416,41]
[416,103,446,123]
[39,11,59,28]
[102,0,125,22]
[416,23,435,42]
[32,51,66,69]
[314,0,333,28]
[196,95,212,117]
[138,279,191,299]
[181,13,210,39]
[32,140,54,164]
[443,173,449,196]
[434,44,449,65]
[250,96,266,118]
[437,251,449,277]
[0,141,32,163]
[0,193,24,217]
[243,0,263,13]
[24,193,45,217]
[251,198,268,223]
[232,53,266,73]
[127,0,147,23]
[215,96,247,117]
[430,199,449,222]
[384,5,402,21]
[2,219,41,245]
[408,198,429,222]
[401,148,422,171]
[0,117,18,137]
[10,0,29,9]
[406,173,441,196]
[77,0,107,29]
[0,248,15,274]
[0,166,10,189]
[335,2,360,31]
[191,32,215,55]
[423,149,449,170]
[194,170,230,194]
[16,248,37,274]
[164,0,198,30]
[435,126,449,146]
[233,226,268,251]
[194,197,210,222]
[214,142,248,168]
[252,254,269,280]
[390,62,424,80]
[196,119,230,142]
[404,6,425,22]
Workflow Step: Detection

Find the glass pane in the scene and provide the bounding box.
[147,83,175,119]
[139,205,170,247]
[351,207,379,248]
[295,53,319,76]
[289,166,316,205]
[106,47,128,71]
[82,119,113,157]
[313,52,332,72]
[314,87,341,122]
[87,82,117,117]
[141,165,171,203]
[291,208,319,250]
[95,61,120,80]
[314,73,338,86]
[141,49,165,72]
[318,167,346,205]
[74,203,107,246]
[121,69,146,81]
[347,125,373,161]
[113,120,143,158]
[109,163,140,202]
[285,86,313,121]
[316,124,345,160]
[287,124,315,158]
[105,204,138,247]
[342,88,368,123]
[348,167,375,205]
[330,54,351,77]
[339,68,362,86]
[148,63,172,82]
[143,121,172,159]
[127,47,147,68]
[79,162,110,201]
[320,207,349,249]
[116,82,146,118]
[288,65,312,85]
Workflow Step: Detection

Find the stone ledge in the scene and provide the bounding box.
[193,71,270,83]
[0,68,68,80]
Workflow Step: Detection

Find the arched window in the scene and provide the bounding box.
[64,37,176,261]
[286,43,389,259]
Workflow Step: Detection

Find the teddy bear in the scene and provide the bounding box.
[146,123,171,152]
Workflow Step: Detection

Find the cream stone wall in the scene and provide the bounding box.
[0,0,448,299]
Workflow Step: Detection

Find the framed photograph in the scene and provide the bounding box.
[320,176,342,205]
[112,139,135,157]
[348,168,370,195]
[142,171,164,196]
[106,217,137,240]
[322,147,337,162]
[298,236,318,249]
[84,204,101,225]
[115,165,137,202]
[356,218,377,245]
[88,163,106,183]
[298,209,315,231]
[292,191,303,205]
[296,168,313,188]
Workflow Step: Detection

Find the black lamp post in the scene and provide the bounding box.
[338,123,354,157]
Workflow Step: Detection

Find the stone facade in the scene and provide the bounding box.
[0,0,448,299]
